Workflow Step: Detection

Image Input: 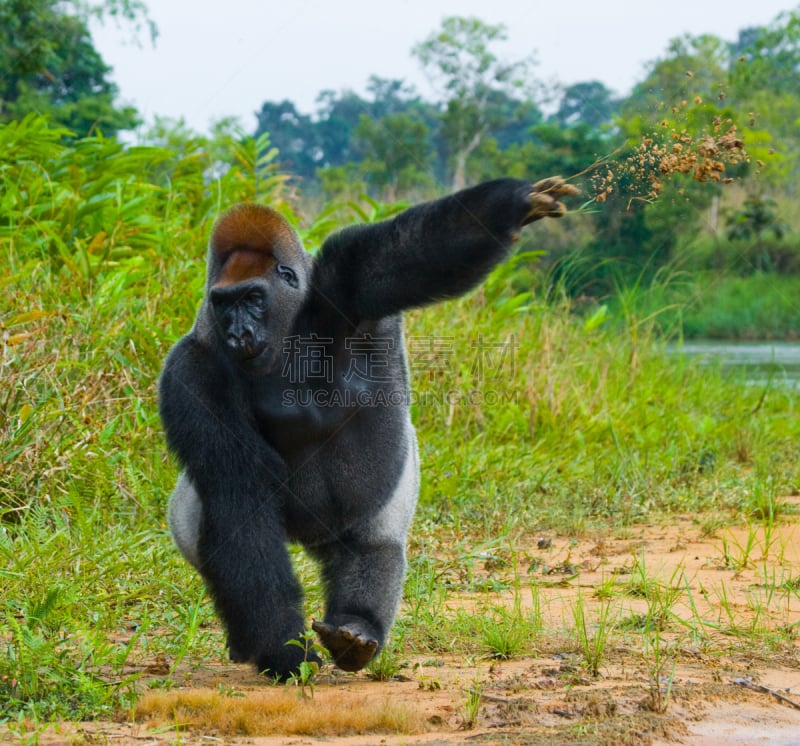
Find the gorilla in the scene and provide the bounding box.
[159,177,578,678]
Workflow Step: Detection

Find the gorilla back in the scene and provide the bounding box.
[159,177,578,678]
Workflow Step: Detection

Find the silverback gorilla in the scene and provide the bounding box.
[159,177,579,678]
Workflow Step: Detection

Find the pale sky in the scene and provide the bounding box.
[90,0,799,135]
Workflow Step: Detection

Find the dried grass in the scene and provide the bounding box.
[133,687,426,737]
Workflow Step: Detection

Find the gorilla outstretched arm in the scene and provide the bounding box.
[159,337,308,678]
[311,177,579,323]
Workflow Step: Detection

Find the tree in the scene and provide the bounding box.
[254,100,321,180]
[468,121,605,183]
[85,0,157,44]
[726,195,787,242]
[554,81,619,129]
[364,76,421,118]
[412,16,535,189]
[0,0,147,135]
[622,34,730,120]
[314,88,371,168]
[730,11,800,97]
[354,112,433,199]
[729,11,800,190]
[479,89,542,149]
[254,77,441,186]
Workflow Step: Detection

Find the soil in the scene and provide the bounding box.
[24,505,800,746]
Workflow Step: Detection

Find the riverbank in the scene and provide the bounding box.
[611,272,800,341]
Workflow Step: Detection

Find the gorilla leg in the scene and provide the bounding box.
[160,338,316,679]
[167,471,203,569]
[311,538,408,671]
[197,497,313,678]
[311,425,419,671]
[166,472,311,678]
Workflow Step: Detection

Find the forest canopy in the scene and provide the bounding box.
[2,3,799,300]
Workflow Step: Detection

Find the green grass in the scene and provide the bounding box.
[408,289,800,531]
[2,116,800,728]
[572,592,616,678]
[680,273,800,340]
[611,270,800,340]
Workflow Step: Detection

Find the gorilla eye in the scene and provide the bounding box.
[276,264,299,288]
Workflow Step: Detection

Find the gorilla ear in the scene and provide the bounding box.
[276,264,299,289]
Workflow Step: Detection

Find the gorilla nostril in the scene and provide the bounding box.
[226,331,261,358]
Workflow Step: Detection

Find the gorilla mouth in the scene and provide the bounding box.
[239,345,277,376]
[240,341,266,360]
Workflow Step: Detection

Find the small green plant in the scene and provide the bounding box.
[746,475,784,523]
[641,630,676,713]
[478,561,539,660]
[285,631,322,698]
[367,641,403,681]
[460,678,484,730]
[698,515,726,538]
[627,553,683,632]
[720,524,759,571]
[400,555,451,651]
[571,592,616,678]
[417,674,443,691]
[678,576,718,647]
[593,573,622,602]
[480,572,534,659]
[216,683,245,698]
[529,582,544,634]
[480,606,529,660]
[167,588,208,674]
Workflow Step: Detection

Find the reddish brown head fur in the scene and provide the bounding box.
[209,204,301,287]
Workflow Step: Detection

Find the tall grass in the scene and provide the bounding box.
[408,280,799,534]
[613,270,800,340]
[1,116,799,724]
[0,116,306,721]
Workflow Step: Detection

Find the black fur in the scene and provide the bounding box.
[158,177,577,678]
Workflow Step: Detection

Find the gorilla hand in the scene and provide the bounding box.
[523,176,582,224]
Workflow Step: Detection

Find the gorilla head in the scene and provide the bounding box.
[200,205,311,376]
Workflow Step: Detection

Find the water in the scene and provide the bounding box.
[675,341,800,388]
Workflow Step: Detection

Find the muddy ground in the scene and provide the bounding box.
[24,506,800,746]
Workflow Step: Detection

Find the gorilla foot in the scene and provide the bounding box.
[523,176,581,224]
[252,645,321,681]
[312,619,379,672]
[228,643,247,663]
[228,638,320,680]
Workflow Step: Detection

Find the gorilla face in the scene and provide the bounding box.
[211,281,271,367]
[210,260,306,377]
